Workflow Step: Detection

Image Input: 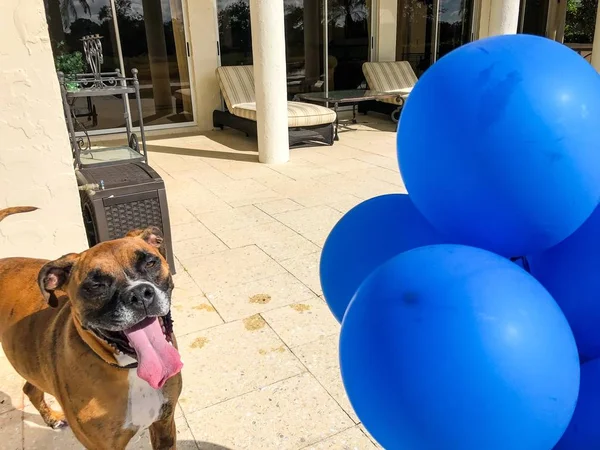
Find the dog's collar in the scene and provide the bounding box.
[72,315,138,370]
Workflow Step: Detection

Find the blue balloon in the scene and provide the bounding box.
[340,244,580,450]
[320,194,447,322]
[555,358,600,449]
[397,34,600,257]
[529,206,600,362]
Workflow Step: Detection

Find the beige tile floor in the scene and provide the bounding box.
[0,114,400,449]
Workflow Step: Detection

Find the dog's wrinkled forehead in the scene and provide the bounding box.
[73,238,164,282]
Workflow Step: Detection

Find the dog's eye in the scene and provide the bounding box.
[145,259,157,269]
[87,282,105,291]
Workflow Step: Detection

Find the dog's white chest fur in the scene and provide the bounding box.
[123,368,164,438]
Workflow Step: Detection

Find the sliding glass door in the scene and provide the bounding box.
[437,0,474,59]
[44,0,194,133]
[517,0,596,63]
[396,0,435,73]
[216,0,373,98]
[45,0,124,130]
[395,0,474,75]
[327,0,372,90]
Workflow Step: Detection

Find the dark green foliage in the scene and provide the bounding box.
[54,41,86,77]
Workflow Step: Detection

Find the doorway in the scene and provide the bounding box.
[395,0,475,75]
[518,0,596,62]
[216,0,374,98]
[44,0,195,133]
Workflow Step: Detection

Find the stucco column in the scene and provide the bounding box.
[591,0,600,71]
[488,0,520,36]
[249,0,290,164]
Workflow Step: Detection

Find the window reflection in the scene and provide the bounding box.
[217,0,371,97]
[396,0,472,75]
[44,0,194,132]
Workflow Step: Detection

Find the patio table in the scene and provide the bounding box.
[294,89,402,141]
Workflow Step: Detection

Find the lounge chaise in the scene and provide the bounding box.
[359,61,417,123]
[213,65,337,147]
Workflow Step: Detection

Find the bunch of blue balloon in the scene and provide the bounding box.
[320,34,600,450]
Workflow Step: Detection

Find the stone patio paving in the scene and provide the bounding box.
[0,115,402,449]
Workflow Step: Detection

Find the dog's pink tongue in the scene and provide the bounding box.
[124,317,183,389]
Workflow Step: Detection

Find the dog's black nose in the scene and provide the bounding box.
[128,284,156,306]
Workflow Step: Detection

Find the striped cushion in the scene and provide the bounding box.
[363,62,417,105]
[216,65,256,110]
[231,101,336,127]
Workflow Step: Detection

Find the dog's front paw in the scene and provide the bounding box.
[43,411,68,430]
[50,419,68,430]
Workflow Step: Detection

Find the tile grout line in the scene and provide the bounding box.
[243,244,324,299]
[253,199,305,216]
[173,247,322,328]
[175,316,230,338]
[297,425,359,450]
[167,178,356,435]
[179,370,309,419]
[176,293,318,332]
[268,208,339,249]
[0,406,15,417]
[176,244,288,289]
[260,318,357,428]
[20,406,25,450]
[182,206,231,250]
[172,255,226,325]
[244,199,328,264]
[192,175,285,211]
[177,408,201,450]
[174,300,335,341]
[359,426,381,448]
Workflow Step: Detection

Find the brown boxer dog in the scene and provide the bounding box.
[0,207,183,449]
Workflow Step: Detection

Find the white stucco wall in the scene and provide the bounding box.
[0,0,87,259]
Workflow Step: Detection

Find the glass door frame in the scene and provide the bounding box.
[471,0,482,40]
[324,0,330,95]
[82,0,198,136]
[370,0,379,61]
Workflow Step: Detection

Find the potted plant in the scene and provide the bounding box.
[55,42,86,91]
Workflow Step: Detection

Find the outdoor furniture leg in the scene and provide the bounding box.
[58,72,81,167]
[334,101,340,141]
[132,69,149,164]
[352,103,357,124]
[391,95,405,124]
[87,97,93,122]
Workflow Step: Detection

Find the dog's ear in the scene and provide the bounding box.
[126,226,166,258]
[38,253,80,308]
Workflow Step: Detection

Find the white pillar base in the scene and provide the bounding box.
[249,0,290,164]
